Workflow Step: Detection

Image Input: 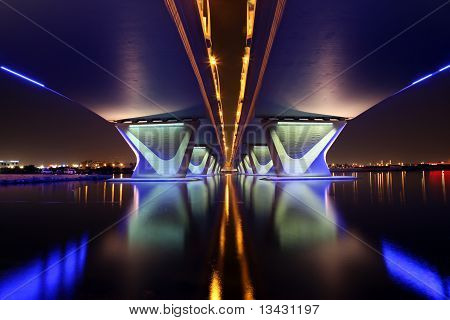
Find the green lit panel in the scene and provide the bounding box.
[129,124,188,160]
[188,147,210,175]
[252,145,272,165]
[250,145,273,175]
[274,123,334,159]
[190,147,208,166]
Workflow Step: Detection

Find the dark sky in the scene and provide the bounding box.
[0,1,449,165]
[329,70,450,164]
[0,75,133,165]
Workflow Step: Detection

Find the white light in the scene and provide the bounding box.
[129,123,184,128]
[278,121,333,126]
[438,65,450,72]
[411,73,433,85]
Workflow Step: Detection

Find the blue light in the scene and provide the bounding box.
[382,240,446,299]
[396,63,450,94]
[0,258,43,299]
[0,66,45,87]
[1,65,72,101]
[62,241,78,295]
[43,249,62,299]
[0,235,89,299]
[411,73,433,85]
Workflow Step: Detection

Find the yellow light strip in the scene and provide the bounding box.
[231,0,286,162]
[196,0,227,159]
[165,0,223,155]
[196,0,211,40]
[208,174,229,300]
[229,0,257,165]
[229,175,254,299]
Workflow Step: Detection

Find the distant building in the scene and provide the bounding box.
[80,160,128,168]
[0,160,19,168]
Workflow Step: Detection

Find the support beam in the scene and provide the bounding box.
[242,155,254,174]
[248,145,274,175]
[214,160,220,174]
[188,146,213,175]
[206,155,217,175]
[238,162,245,174]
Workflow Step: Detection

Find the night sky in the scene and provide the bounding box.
[0,0,449,165]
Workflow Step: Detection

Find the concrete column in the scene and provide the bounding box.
[265,120,346,176]
[116,121,198,178]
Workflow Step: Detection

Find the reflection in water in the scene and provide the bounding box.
[111,183,115,203]
[229,176,254,300]
[241,177,339,249]
[442,171,447,203]
[332,170,449,207]
[274,180,338,249]
[209,178,228,300]
[126,178,220,252]
[237,171,448,299]
[382,240,448,299]
[0,171,447,299]
[127,184,189,251]
[401,171,406,205]
[119,183,123,206]
[209,175,254,300]
[0,234,88,299]
[113,179,221,299]
[421,171,427,203]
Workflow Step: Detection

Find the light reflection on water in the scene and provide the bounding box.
[0,234,88,300]
[381,240,447,300]
[0,171,447,299]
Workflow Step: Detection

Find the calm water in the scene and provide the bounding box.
[0,171,448,299]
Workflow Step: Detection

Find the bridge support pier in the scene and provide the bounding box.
[116,122,197,178]
[187,146,216,176]
[264,121,346,177]
[248,145,274,175]
[242,154,254,174]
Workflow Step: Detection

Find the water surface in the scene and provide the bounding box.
[0,171,448,299]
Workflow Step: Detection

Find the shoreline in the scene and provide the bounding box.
[0,174,111,185]
[331,165,449,173]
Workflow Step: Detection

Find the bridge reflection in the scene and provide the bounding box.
[0,171,447,299]
[238,176,341,249]
[0,234,88,300]
[126,177,220,251]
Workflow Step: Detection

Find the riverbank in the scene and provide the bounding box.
[0,174,111,185]
[331,164,449,172]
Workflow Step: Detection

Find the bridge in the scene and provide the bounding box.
[1,0,449,178]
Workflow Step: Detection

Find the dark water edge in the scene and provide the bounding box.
[0,174,111,185]
[0,170,448,299]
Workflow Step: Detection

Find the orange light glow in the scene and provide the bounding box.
[230,1,257,160]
